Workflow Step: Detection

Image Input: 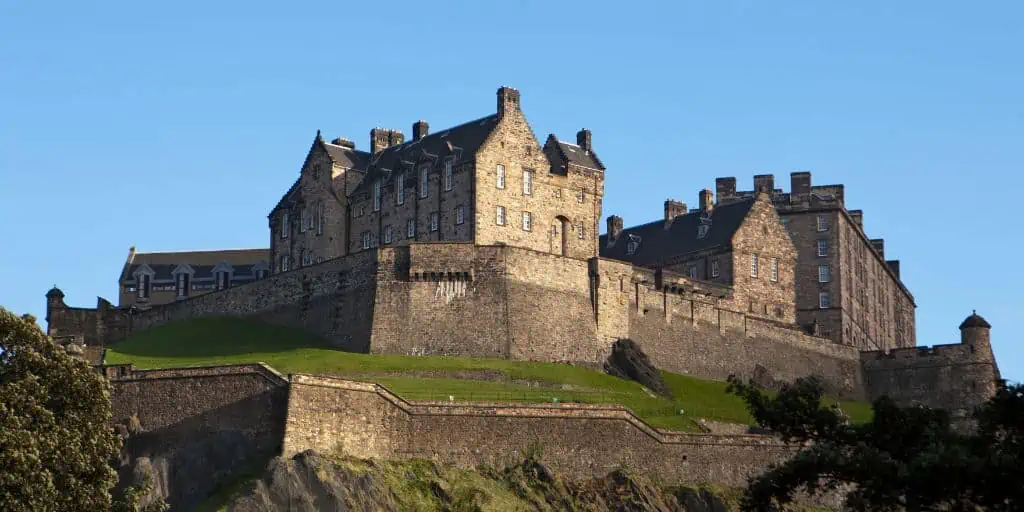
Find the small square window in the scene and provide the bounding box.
[496,164,505,189]
[522,211,532,231]
[817,239,828,257]
[430,212,439,232]
[496,206,506,226]
[816,215,829,232]
[456,205,465,225]
[819,292,831,309]
[407,219,416,238]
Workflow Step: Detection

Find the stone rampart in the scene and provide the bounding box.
[281,373,796,488]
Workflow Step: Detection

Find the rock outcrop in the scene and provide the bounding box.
[604,338,673,398]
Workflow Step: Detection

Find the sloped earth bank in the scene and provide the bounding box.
[220,450,750,512]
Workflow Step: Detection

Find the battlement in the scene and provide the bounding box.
[715,172,846,211]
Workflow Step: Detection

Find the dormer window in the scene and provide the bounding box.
[626,234,641,256]
[444,158,453,191]
[256,269,268,279]
[711,259,720,278]
[697,224,710,239]
[176,273,190,298]
[215,270,230,291]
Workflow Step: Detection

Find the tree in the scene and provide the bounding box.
[727,375,1024,511]
[0,307,121,511]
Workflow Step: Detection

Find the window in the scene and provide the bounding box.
[279,255,289,273]
[396,173,405,204]
[407,219,416,238]
[137,275,150,299]
[496,164,505,189]
[818,264,831,283]
[430,212,439,232]
[522,211,532,231]
[299,208,307,233]
[688,266,698,279]
[577,189,585,203]
[384,225,393,244]
[496,206,506,226]
[817,239,828,257]
[256,269,267,279]
[312,164,320,180]
[697,224,709,239]
[578,223,585,239]
[307,206,314,231]
[316,202,324,235]
[362,232,371,250]
[781,217,790,226]
[175,274,189,298]
[770,257,779,282]
[522,169,533,195]
[281,212,289,239]
[443,159,453,191]
[750,254,759,278]
[711,259,720,278]
[554,188,561,198]
[816,215,829,232]
[456,205,465,225]
[373,180,382,211]
[215,271,230,290]
[419,165,429,198]
[819,292,831,309]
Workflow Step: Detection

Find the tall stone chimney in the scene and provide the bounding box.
[715,177,736,205]
[849,210,863,230]
[699,189,714,214]
[606,215,624,246]
[753,174,775,194]
[370,128,405,154]
[790,172,812,201]
[413,120,429,141]
[497,86,521,119]
[664,200,687,228]
[577,129,592,152]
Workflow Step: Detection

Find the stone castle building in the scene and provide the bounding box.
[46,86,997,423]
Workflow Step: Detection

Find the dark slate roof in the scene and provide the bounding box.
[599,198,756,267]
[959,311,991,329]
[555,140,604,170]
[323,142,371,169]
[352,114,500,195]
[272,178,300,214]
[119,249,269,283]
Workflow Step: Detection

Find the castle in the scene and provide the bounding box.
[45,86,996,415]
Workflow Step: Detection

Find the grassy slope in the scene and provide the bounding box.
[105,317,870,431]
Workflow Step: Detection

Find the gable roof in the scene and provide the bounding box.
[351,114,500,195]
[323,141,371,169]
[599,198,756,267]
[119,248,270,283]
[550,138,605,171]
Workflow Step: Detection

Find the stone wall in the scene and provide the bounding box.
[281,374,796,489]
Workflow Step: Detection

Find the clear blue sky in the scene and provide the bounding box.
[2,1,1021,381]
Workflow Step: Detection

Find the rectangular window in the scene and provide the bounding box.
[316,202,324,235]
[455,205,465,225]
[384,225,393,244]
[396,173,405,204]
[430,212,439,232]
[373,180,382,211]
[522,211,532,231]
[496,206,506,226]
[443,159,453,191]
[554,188,561,198]
[816,215,829,232]
[137,275,149,299]
[299,208,307,233]
[770,257,779,282]
[818,264,831,283]
[522,169,533,195]
[307,206,314,230]
[577,189,585,203]
[362,232,371,250]
[688,266,698,279]
[281,213,289,239]
[819,292,831,309]
[578,223,584,239]
[419,165,429,199]
[750,254,759,278]
[817,239,828,257]
[407,219,416,238]
[496,164,505,189]
[710,259,720,278]
[176,274,189,298]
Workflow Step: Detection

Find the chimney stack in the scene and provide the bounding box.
[330,137,355,149]
[753,174,775,194]
[577,129,592,152]
[699,189,714,214]
[715,177,736,205]
[886,260,900,279]
[790,172,812,202]
[370,128,405,154]
[849,210,863,230]
[606,215,624,246]
[497,86,521,119]
[664,200,687,227]
[870,239,885,258]
[413,120,429,141]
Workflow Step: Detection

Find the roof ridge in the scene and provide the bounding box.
[604,197,755,235]
[377,113,497,156]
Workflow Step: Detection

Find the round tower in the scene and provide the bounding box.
[958,310,992,353]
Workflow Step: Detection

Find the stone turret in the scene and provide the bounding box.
[959,310,992,354]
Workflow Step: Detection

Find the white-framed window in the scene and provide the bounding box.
[818,264,831,283]
[577,223,584,239]
[496,164,505,189]
[362,232,371,250]
[373,180,382,211]
[316,202,324,235]
[816,215,829,232]
[522,169,533,195]
[688,266,698,279]
[384,225,393,244]
[819,292,831,309]
[443,158,453,191]
[407,219,416,238]
[522,211,532,231]
[710,259,720,278]
[817,239,828,257]
[750,254,759,278]
[496,205,506,226]
[430,212,439,232]
[419,165,429,198]
[770,257,779,282]
[281,212,289,239]
[455,205,465,225]
[577,189,585,203]
[396,173,405,205]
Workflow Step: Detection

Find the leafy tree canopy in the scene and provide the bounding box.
[0,307,121,511]
[727,374,1024,511]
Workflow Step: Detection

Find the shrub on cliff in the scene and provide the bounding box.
[0,308,122,511]
[727,374,1024,511]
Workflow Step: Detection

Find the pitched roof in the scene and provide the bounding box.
[118,248,269,283]
[553,139,604,170]
[352,114,500,195]
[959,311,991,329]
[599,198,756,267]
[323,141,371,169]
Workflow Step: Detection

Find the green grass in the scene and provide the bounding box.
[105,317,871,431]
